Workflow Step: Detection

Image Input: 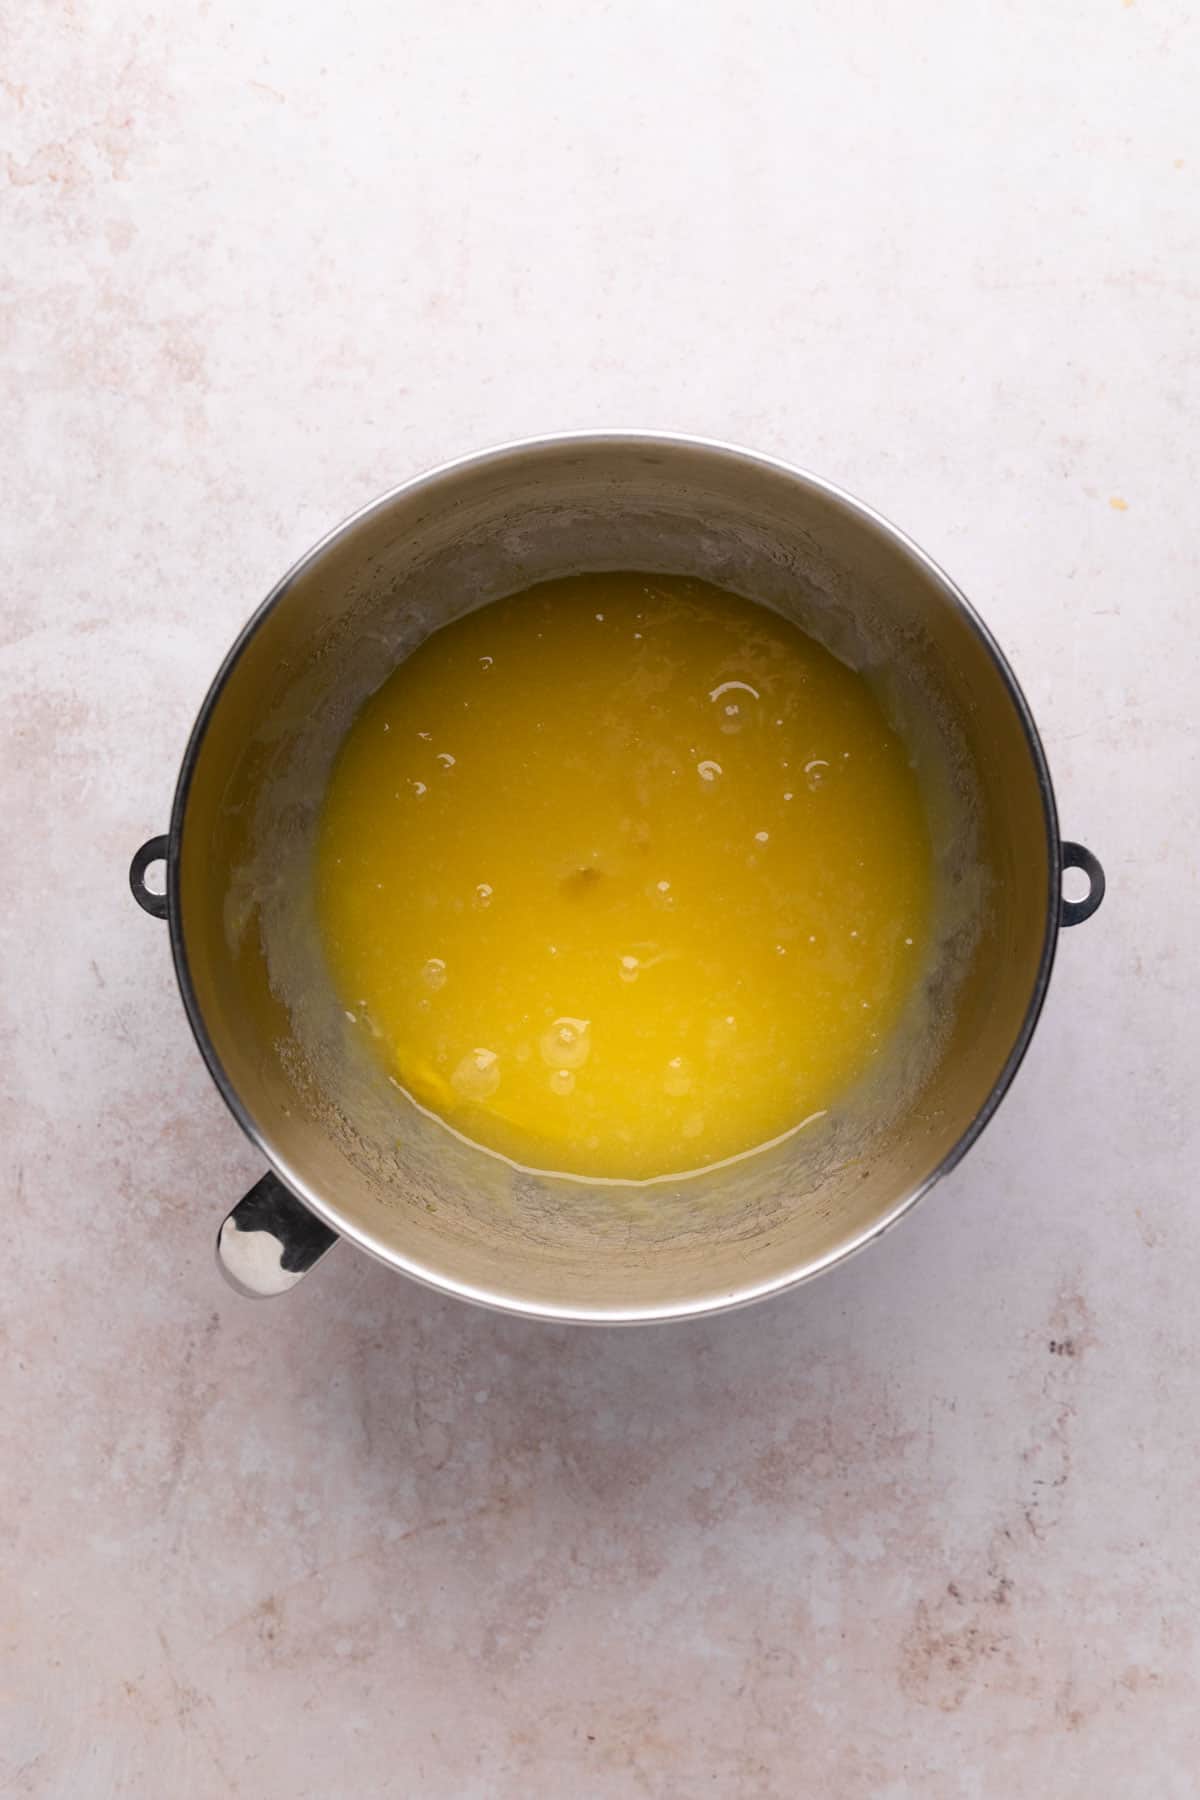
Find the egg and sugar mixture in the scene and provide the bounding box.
[315,574,932,1180]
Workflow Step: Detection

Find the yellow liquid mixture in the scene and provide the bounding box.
[315,574,932,1180]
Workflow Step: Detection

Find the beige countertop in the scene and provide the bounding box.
[4,1,1197,1793]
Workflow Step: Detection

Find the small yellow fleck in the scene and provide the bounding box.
[1109,496,1129,511]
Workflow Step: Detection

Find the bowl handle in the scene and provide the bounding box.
[216,1171,339,1297]
[1059,841,1106,928]
[129,834,169,919]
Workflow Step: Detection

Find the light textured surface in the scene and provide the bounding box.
[2,1,1197,1793]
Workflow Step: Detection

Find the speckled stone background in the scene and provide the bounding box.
[3,1,1198,1794]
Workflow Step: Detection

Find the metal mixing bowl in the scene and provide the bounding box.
[130,434,1103,1321]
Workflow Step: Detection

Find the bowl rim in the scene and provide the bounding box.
[166,430,1062,1324]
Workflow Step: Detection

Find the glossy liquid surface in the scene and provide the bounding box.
[315,574,932,1179]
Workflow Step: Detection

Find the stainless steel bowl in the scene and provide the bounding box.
[130,434,1104,1322]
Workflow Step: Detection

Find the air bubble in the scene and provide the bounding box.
[664,1056,693,1098]
[421,957,447,991]
[619,954,640,983]
[540,1017,591,1071]
[411,780,427,797]
[697,760,722,782]
[474,882,493,908]
[754,830,769,844]
[549,1069,575,1097]
[479,655,493,670]
[805,758,829,791]
[451,1048,500,1101]
[709,681,758,737]
[436,752,456,769]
